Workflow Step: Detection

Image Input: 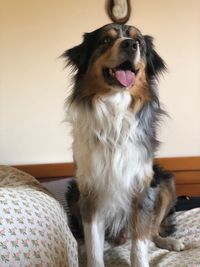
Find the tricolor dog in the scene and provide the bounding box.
[63,23,184,267]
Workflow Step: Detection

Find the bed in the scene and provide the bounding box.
[0,166,78,267]
[1,157,200,266]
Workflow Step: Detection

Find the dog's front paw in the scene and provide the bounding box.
[166,238,185,251]
[153,235,185,252]
[131,261,149,267]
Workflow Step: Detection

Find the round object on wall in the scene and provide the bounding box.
[106,0,131,24]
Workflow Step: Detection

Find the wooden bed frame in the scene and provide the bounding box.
[14,156,200,196]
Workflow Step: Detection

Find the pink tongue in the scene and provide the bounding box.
[115,70,136,87]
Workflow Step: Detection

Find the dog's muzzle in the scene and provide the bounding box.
[102,38,140,88]
[120,39,138,55]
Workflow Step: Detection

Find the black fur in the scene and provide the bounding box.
[152,165,177,236]
[151,164,175,188]
[66,179,83,239]
[144,35,167,79]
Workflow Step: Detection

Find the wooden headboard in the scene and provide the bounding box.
[14,157,200,196]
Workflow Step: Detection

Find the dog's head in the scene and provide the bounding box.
[63,23,166,105]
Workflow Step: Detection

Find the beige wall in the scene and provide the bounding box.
[0,0,199,164]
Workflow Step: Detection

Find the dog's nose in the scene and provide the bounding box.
[121,39,137,53]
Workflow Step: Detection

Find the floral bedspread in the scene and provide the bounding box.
[79,208,200,267]
[0,166,78,267]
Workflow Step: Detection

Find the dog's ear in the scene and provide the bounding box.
[144,35,166,79]
[63,43,85,69]
[62,33,90,74]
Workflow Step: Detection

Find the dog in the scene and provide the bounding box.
[63,23,185,267]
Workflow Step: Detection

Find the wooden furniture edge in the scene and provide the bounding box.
[154,156,200,172]
[13,156,200,178]
[13,162,75,179]
[13,156,200,196]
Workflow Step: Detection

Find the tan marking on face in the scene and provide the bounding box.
[128,27,138,38]
[107,28,118,39]
[82,50,114,98]
[81,39,125,100]
[128,60,152,112]
[93,38,125,69]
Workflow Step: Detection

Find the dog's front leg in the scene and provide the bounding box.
[80,194,105,267]
[83,216,105,267]
[131,239,149,267]
[131,188,156,267]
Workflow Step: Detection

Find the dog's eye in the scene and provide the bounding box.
[102,36,112,44]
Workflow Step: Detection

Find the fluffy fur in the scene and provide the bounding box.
[63,23,184,267]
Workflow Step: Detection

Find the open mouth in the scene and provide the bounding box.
[103,60,139,88]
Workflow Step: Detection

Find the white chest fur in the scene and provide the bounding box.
[68,92,153,218]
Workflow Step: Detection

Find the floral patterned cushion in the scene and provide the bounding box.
[0,166,78,267]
